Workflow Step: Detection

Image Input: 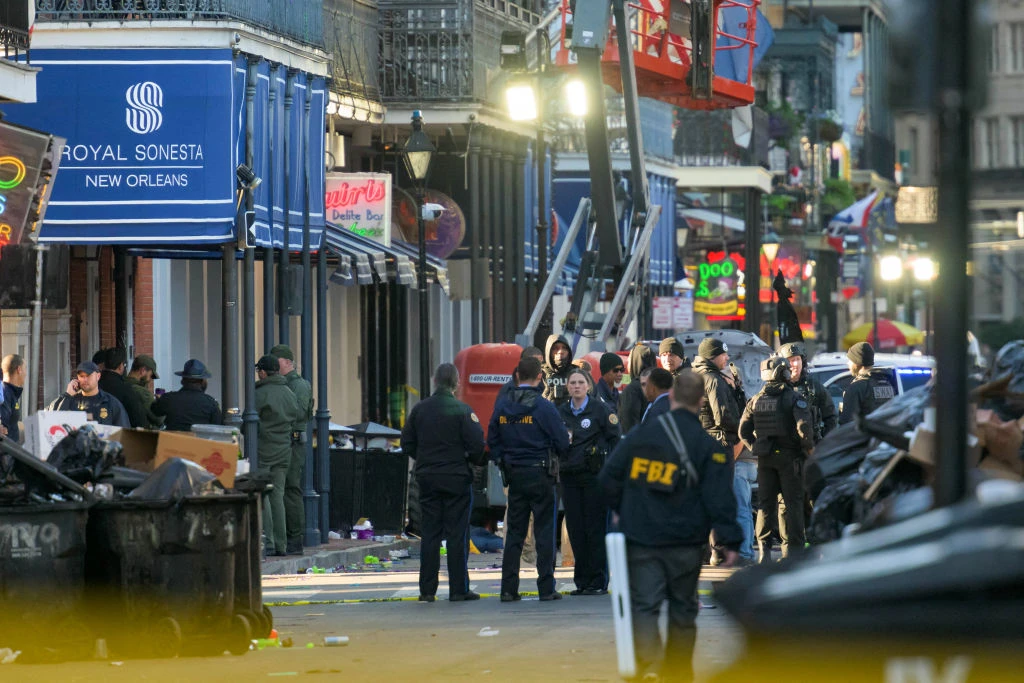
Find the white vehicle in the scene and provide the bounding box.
[807,352,935,414]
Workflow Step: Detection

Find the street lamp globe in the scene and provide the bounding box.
[914,256,936,282]
[879,254,903,282]
[505,83,538,121]
[402,110,435,184]
[564,78,587,117]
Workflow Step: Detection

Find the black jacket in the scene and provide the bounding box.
[152,386,223,432]
[1,382,23,442]
[738,382,815,457]
[793,373,837,440]
[541,334,573,406]
[402,388,486,480]
[558,395,620,482]
[619,343,655,436]
[49,390,130,428]
[487,384,570,467]
[98,370,148,428]
[692,357,742,447]
[641,392,671,425]
[839,368,896,425]
[599,408,742,549]
[595,378,620,412]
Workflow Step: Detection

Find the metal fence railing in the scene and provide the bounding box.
[674,106,770,168]
[35,0,324,48]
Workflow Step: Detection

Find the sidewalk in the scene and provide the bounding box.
[261,536,416,575]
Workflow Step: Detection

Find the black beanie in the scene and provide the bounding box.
[658,338,685,358]
[698,338,727,360]
[600,352,623,374]
[847,341,875,367]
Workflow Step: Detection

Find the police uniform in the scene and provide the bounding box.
[738,359,814,561]
[99,370,148,428]
[274,347,314,555]
[599,406,741,680]
[487,384,570,600]
[541,334,574,406]
[557,395,620,594]
[49,390,130,428]
[779,343,836,441]
[255,360,302,556]
[839,369,895,425]
[1,381,23,442]
[402,387,486,600]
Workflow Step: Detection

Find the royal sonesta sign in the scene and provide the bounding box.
[0,48,236,244]
[326,173,392,247]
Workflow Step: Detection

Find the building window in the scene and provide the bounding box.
[1012,22,1024,73]
[977,118,1001,168]
[990,24,1001,73]
[1013,117,1024,167]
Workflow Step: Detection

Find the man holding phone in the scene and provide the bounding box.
[49,361,131,428]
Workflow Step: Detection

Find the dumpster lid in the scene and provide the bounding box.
[0,434,91,502]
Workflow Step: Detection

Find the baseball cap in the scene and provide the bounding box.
[256,355,280,373]
[75,361,100,375]
[269,344,295,362]
[134,354,160,379]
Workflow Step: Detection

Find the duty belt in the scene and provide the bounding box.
[509,461,546,468]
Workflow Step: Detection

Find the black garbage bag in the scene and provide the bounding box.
[128,457,224,500]
[0,435,90,503]
[46,424,124,484]
[233,469,274,494]
[806,475,868,544]
[95,466,149,497]
[804,423,871,500]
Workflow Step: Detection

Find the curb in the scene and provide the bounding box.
[261,539,416,575]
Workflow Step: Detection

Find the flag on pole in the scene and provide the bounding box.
[826,190,880,253]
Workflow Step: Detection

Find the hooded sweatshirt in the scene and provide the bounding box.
[541,333,573,406]
[487,384,570,467]
[692,356,741,447]
[619,343,655,436]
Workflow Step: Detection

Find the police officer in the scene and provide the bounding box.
[49,361,130,427]
[255,355,302,557]
[402,363,486,602]
[541,333,574,406]
[125,354,164,429]
[658,337,690,376]
[152,359,223,431]
[692,338,742,449]
[595,352,624,411]
[98,347,148,428]
[1,354,26,442]
[779,342,836,441]
[640,368,674,424]
[620,343,655,435]
[558,368,620,595]
[839,341,896,425]
[270,344,314,555]
[738,357,815,562]
[488,356,570,602]
[599,371,741,681]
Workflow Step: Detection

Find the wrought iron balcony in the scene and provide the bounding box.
[326,0,382,107]
[673,107,771,168]
[379,0,539,103]
[1,2,31,61]
[34,0,324,49]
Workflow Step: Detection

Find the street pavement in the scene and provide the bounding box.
[10,551,745,682]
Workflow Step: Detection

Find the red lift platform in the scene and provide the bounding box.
[554,0,761,110]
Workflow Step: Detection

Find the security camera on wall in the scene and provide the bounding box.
[421,203,446,221]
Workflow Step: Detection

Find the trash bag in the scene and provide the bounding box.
[0,435,91,504]
[128,457,224,500]
[991,340,1024,394]
[804,424,871,500]
[806,476,868,544]
[46,424,124,485]
[95,466,148,497]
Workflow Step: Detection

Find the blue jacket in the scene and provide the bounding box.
[599,408,742,549]
[487,384,569,467]
[641,392,671,424]
[595,378,620,412]
[558,395,620,479]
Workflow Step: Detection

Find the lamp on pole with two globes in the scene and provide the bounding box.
[402,110,436,399]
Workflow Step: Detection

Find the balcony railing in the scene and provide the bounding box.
[674,107,771,168]
[35,0,324,49]
[1,1,31,61]
[379,0,536,103]
[326,1,382,107]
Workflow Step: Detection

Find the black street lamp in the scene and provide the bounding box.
[402,110,436,401]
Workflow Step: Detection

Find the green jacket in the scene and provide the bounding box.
[255,374,302,463]
[125,376,164,429]
[284,370,314,431]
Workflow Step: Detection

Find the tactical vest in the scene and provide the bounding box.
[793,378,822,439]
[752,390,787,439]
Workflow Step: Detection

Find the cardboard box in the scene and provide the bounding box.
[112,429,237,489]
[23,411,89,460]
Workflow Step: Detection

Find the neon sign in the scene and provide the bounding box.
[694,252,743,316]
[0,156,28,247]
[326,172,393,247]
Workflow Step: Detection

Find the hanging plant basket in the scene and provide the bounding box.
[817,119,844,143]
